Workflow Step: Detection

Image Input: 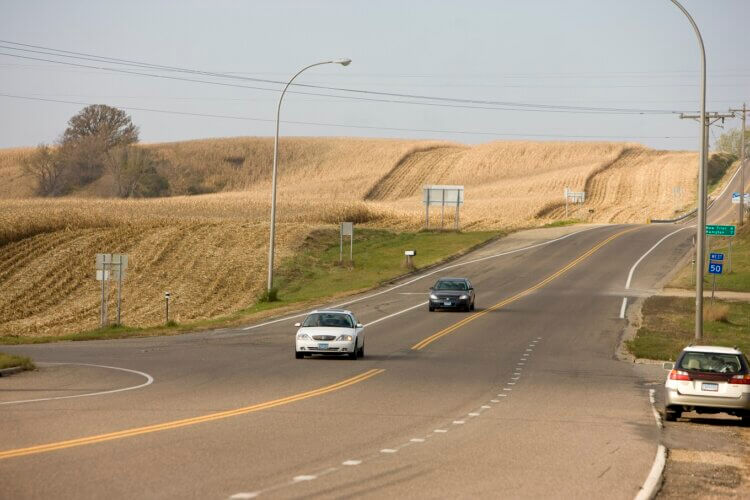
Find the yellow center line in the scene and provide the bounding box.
[0,368,385,461]
[412,227,640,350]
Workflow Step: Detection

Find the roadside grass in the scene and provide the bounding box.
[0,352,35,370]
[669,223,750,292]
[626,296,750,361]
[0,229,502,344]
[543,219,581,228]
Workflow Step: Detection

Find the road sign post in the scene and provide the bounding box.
[165,291,171,324]
[96,253,128,327]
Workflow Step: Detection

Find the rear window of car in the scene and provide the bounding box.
[435,280,467,291]
[677,352,747,374]
[302,313,354,328]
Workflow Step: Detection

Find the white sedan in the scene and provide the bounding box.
[294,309,365,359]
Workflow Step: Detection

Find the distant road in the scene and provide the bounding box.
[1,163,746,499]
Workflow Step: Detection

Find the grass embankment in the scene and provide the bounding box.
[627,297,750,361]
[669,223,750,292]
[1,228,501,344]
[629,219,750,361]
[0,352,34,370]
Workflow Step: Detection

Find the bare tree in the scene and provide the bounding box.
[22,144,65,196]
[62,104,139,149]
[106,146,169,198]
[716,127,750,158]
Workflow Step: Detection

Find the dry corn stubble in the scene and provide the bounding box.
[0,138,698,337]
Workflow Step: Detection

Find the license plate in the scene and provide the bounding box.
[701,382,719,392]
[318,343,329,350]
[444,301,453,306]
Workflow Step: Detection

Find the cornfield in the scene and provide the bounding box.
[0,137,698,337]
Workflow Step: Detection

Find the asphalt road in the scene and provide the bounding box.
[1,162,746,499]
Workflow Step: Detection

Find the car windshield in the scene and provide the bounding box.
[434,280,467,291]
[302,313,354,328]
[678,352,745,374]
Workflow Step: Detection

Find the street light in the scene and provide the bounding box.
[266,58,352,295]
[669,0,707,341]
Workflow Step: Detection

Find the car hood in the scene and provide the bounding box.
[297,327,356,336]
[431,290,468,297]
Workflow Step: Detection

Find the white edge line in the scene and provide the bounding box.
[619,297,628,320]
[634,445,666,500]
[239,226,603,332]
[0,362,154,405]
[620,226,689,319]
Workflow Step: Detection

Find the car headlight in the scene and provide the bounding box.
[459,294,468,299]
[429,294,438,300]
[336,334,353,342]
[297,333,311,340]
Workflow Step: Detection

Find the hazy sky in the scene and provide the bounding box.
[1,0,748,150]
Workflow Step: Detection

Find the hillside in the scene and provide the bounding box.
[0,137,700,337]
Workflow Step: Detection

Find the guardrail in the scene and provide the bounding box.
[650,198,715,224]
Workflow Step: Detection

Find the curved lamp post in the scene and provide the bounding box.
[669,0,707,340]
[267,59,352,295]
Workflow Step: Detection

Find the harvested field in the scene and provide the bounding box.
[0,137,700,337]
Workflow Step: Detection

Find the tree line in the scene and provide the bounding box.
[24,105,168,197]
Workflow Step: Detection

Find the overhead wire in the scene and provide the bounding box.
[0,93,694,140]
[0,40,692,115]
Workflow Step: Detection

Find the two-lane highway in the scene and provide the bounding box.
[1,162,746,499]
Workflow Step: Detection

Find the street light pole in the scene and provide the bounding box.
[669,0,706,341]
[267,58,351,295]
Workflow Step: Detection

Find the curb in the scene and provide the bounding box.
[634,445,667,500]
[0,366,23,377]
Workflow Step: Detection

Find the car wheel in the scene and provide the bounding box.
[349,346,359,360]
[741,414,750,427]
[295,351,303,359]
[428,305,434,312]
[358,343,365,358]
[664,406,681,422]
[470,301,475,311]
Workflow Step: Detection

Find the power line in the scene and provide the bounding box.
[0,93,695,141]
[0,40,687,115]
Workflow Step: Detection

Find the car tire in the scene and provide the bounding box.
[358,343,365,358]
[428,305,434,312]
[741,414,750,427]
[470,301,475,311]
[664,406,681,422]
[349,346,358,360]
[295,351,303,359]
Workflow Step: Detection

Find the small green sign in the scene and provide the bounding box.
[705,224,736,236]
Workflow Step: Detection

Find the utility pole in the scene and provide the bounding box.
[678,110,734,341]
[729,103,747,226]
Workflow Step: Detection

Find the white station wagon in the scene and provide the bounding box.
[664,345,750,424]
[294,309,364,360]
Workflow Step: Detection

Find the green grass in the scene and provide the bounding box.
[0,228,502,344]
[626,296,750,361]
[0,352,35,370]
[543,219,581,228]
[669,223,750,292]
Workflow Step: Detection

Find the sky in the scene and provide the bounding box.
[1,0,748,151]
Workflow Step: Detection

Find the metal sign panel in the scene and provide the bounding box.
[341,222,353,236]
[709,253,724,261]
[423,185,464,205]
[564,187,585,203]
[705,225,736,236]
[708,263,723,274]
[731,193,750,204]
[96,270,110,281]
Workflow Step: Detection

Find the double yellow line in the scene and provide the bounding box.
[412,227,639,350]
[0,368,384,461]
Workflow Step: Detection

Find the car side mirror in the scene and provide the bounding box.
[663,362,674,371]
[356,323,363,328]
[294,322,301,327]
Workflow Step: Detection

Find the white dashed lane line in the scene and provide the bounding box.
[227,339,544,499]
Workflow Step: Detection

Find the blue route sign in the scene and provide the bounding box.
[709,253,724,261]
[708,263,723,275]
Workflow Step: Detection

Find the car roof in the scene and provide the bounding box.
[436,277,469,281]
[682,345,743,355]
[308,309,354,316]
